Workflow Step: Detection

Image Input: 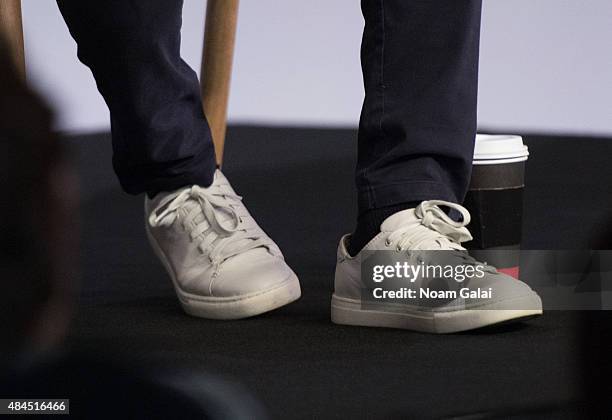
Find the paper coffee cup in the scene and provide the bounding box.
[464,134,528,278]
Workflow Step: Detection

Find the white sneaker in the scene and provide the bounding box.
[332,200,542,333]
[145,170,301,319]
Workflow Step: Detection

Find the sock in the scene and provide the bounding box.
[347,201,421,256]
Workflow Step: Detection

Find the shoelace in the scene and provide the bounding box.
[385,200,494,270]
[385,200,497,271]
[386,200,473,251]
[149,184,268,267]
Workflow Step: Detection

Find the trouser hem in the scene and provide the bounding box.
[357,180,458,213]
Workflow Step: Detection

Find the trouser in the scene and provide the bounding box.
[57,0,482,210]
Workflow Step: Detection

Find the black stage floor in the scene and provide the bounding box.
[64,127,612,419]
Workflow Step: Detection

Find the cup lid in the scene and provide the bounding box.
[473,134,529,165]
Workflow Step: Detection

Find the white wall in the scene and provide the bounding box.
[21,0,612,136]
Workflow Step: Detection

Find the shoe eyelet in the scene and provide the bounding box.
[396,245,403,252]
[385,239,392,247]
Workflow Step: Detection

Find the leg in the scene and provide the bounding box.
[348,0,482,254]
[334,0,542,333]
[56,0,216,196]
[57,0,301,319]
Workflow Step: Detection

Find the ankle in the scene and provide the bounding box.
[347,201,421,256]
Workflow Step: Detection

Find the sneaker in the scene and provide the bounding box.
[145,170,301,319]
[332,200,542,333]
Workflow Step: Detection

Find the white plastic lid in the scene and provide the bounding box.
[473,134,529,165]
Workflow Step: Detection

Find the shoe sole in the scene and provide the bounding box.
[146,226,301,320]
[330,293,542,334]
[180,274,301,320]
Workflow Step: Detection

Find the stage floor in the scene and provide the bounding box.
[65,127,612,419]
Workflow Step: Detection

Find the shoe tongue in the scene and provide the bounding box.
[380,206,470,250]
[213,170,237,194]
[380,209,419,232]
[213,169,226,184]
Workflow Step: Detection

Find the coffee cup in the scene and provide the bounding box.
[464,134,529,278]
